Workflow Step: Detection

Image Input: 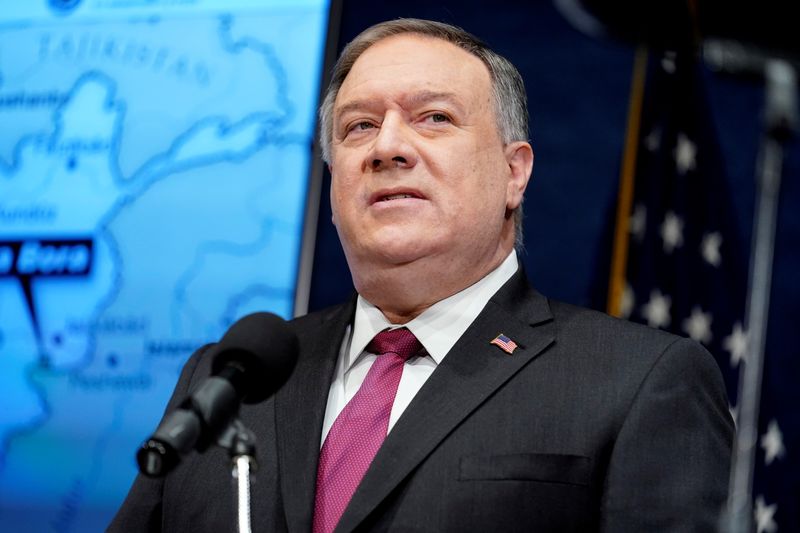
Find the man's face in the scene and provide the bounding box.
[329,34,529,289]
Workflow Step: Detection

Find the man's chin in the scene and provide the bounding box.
[363,239,440,267]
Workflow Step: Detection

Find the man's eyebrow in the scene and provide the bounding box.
[404,90,464,111]
[334,99,377,119]
[334,91,465,119]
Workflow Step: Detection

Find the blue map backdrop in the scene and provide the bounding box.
[0,0,330,530]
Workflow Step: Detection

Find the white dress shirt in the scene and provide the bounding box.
[320,251,519,446]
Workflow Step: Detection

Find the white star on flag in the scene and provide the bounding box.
[674,132,697,174]
[641,289,671,329]
[682,306,713,344]
[723,322,748,367]
[629,204,647,242]
[644,127,661,152]
[761,419,786,465]
[660,211,684,253]
[754,495,778,533]
[661,50,677,74]
[701,231,723,267]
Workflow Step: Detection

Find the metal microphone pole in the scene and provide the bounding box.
[217,418,259,533]
[708,43,797,532]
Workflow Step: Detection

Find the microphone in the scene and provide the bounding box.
[136,312,298,477]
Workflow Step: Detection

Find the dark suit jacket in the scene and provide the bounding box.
[109,270,733,532]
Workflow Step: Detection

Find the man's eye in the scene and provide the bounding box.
[428,113,450,123]
[351,121,375,131]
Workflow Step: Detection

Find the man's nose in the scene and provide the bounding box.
[366,114,417,171]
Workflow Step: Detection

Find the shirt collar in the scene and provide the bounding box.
[346,251,519,371]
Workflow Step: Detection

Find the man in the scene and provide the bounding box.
[110,19,733,532]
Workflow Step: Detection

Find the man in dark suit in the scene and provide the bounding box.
[110,18,733,532]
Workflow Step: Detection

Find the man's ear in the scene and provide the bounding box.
[505,141,534,210]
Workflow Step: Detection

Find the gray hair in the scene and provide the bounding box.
[318,18,530,250]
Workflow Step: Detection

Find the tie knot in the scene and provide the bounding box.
[366,328,423,361]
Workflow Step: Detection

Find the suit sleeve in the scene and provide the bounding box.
[106,345,212,532]
[600,337,734,532]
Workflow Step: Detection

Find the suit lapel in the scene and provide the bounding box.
[276,298,355,533]
[335,270,555,533]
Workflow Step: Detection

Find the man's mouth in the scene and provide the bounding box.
[380,193,417,201]
[370,189,425,204]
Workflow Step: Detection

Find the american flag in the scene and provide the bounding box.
[490,333,518,355]
[604,47,797,531]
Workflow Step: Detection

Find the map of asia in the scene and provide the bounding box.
[0,1,329,530]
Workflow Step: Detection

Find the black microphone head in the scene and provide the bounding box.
[211,312,298,404]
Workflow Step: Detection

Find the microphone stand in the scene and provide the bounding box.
[217,418,259,533]
[705,41,798,533]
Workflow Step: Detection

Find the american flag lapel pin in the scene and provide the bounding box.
[490,333,518,355]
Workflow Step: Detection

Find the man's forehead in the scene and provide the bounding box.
[335,33,491,109]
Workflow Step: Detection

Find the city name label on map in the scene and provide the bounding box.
[0,238,92,277]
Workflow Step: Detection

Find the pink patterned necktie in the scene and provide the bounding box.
[313,328,423,533]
